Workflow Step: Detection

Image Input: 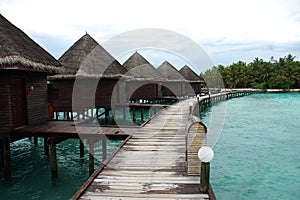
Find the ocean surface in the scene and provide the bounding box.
[1,94,299,200]
[201,93,300,200]
[0,138,122,200]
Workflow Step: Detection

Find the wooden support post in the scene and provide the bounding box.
[105,109,109,123]
[44,137,49,156]
[132,107,136,123]
[3,137,11,177]
[0,139,3,169]
[91,109,94,118]
[102,139,107,162]
[80,140,85,158]
[34,137,38,145]
[89,141,95,176]
[82,111,86,120]
[141,108,144,122]
[111,109,114,119]
[122,107,126,120]
[200,162,210,193]
[50,140,58,178]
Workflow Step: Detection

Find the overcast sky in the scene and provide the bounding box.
[1,0,300,71]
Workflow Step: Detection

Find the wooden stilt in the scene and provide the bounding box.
[3,137,11,177]
[82,111,86,120]
[80,140,85,158]
[50,140,58,178]
[91,109,94,118]
[105,109,109,123]
[0,139,3,169]
[132,107,136,123]
[111,109,116,123]
[63,112,67,119]
[122,107,126,120]
[44,137,49,156]
[102,139,107,162]
[141,108,144,122]
[89,141,95,176]
[34,137,38,145]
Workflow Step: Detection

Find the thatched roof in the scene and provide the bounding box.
[122,52,165,80]
[179,65,204,82]
[53,33,129,79]
[157,61,186,81]
[0,14,62,74]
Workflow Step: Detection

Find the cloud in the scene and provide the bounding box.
[1,0,299,67]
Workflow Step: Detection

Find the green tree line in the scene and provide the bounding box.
[201,54,300,89]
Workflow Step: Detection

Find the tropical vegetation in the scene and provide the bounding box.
[201,54,300,89]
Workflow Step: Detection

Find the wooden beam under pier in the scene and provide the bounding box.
[102,139,106,162]
[44,137,49,156]
[50,140,58,178]
[88,141,94,176]
[80,139,85,158]
[3,137,11,177]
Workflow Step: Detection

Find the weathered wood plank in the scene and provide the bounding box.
[77,98,211,200]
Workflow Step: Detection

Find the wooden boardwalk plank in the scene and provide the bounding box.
[78,98,211,200]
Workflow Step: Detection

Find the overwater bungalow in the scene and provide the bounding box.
[157,60,188,97]
[122,52,166,102]
[179,65,207,96]
[0,14,63,176]
[48,33,129,119]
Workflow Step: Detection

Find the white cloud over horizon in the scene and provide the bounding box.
[1,0,299,70]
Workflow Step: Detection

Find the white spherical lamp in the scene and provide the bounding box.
[198,146,214,163]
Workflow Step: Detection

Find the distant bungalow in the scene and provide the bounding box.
[157,60,188,97]
[122,52,166,101]
[48,33,129,119]
[179,65,207,96]
[0,14,63,176]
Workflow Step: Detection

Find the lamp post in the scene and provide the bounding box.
[198,146,214,193]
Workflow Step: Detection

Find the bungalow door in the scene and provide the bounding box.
[11,78,28,129]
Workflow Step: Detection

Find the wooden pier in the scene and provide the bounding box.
[73,97,213,200]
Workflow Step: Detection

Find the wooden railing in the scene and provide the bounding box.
[185,101,207,176]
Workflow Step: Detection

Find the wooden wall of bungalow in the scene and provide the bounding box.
[190,81,206,95]
[0,69,48,134]
[161,81,186,97]
[125,80,162,101]
[48,78,121,116]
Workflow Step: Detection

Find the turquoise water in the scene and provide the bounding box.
[0,138,122,200]
[201,93,300,199]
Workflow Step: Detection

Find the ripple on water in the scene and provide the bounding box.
[202,93,300,200]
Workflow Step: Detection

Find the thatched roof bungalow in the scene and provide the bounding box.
[157,61,188,97]
[48,33,129,117]
[0,14,62,133]
[122,52,166,101]
[179,65,207,96]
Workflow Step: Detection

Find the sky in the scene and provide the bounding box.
[1,0,300,72]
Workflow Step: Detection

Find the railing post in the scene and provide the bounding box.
[200,162,210,193]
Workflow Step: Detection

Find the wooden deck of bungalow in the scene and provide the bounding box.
[72,97,213,200]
